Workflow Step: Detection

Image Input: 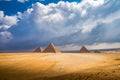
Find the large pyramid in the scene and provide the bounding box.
[34,47,43,52]
[43,43,60,53]
[80,46,89,53]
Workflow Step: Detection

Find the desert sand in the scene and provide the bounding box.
[0,52,120,80]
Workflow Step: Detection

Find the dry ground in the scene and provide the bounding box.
[0,52,120,80]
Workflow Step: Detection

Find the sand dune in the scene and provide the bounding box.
[0,52,120,80]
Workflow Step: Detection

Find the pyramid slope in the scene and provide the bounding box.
[80,46,89,53]
[43,43,60,53]
[34,47,43,52]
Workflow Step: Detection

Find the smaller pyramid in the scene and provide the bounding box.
[80,46,89,53]
[34,47,43,52]
[43,43,60,53]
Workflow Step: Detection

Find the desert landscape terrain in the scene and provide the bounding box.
[0,0,120,80]
[0,52,120,80]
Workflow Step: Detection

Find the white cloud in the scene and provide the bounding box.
[102,10,120,23]
[59,42,120,51]
[0,11,18,30]
[84,0,105,7]
[17,0,28,3]
[18,0,107,37]
[81,18,99,33]
[81,9,87,16]
[87,42,120,50]
[1,0,120,51]
[3,15,18,26]
[0,0,12,1]
[0,31,12,43]
[0,0,29,2]
[58,44,81,51]
[14,0,119,40]
[0,11,18,43]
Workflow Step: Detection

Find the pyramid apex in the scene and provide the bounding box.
[34,46,43,52]
[81,45,85,48]
[81,46,86,49]
[43,43,60,53]
[80,46,89,53]
[49,43,54,45]
[50,42,53,44]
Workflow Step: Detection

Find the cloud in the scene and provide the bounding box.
[17,0,28,3]
[84,0,105,7]
[17,0,45,3]
[0,0,12,1]
[0,31,12,43]
[0,11,18,30]
[59,42,120,51]
[0,11,18,43]
[0,0,29,3]
[16,0,106,36]
[102,10,120,24]
[87,42,120,50]
[1,0,120,51]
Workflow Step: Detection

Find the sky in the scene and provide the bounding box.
[0,0,120,52]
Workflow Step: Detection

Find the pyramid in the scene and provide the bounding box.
[34,47,43,52]
[43,43,60,53]
[80,46,89,53]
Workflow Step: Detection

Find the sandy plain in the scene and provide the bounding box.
[0,52,120,80]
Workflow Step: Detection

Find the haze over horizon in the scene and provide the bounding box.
[0,0,120,52]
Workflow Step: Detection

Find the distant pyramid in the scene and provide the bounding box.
[43,43,60,53]
[34,47,43,52]
[80,46,89,53]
